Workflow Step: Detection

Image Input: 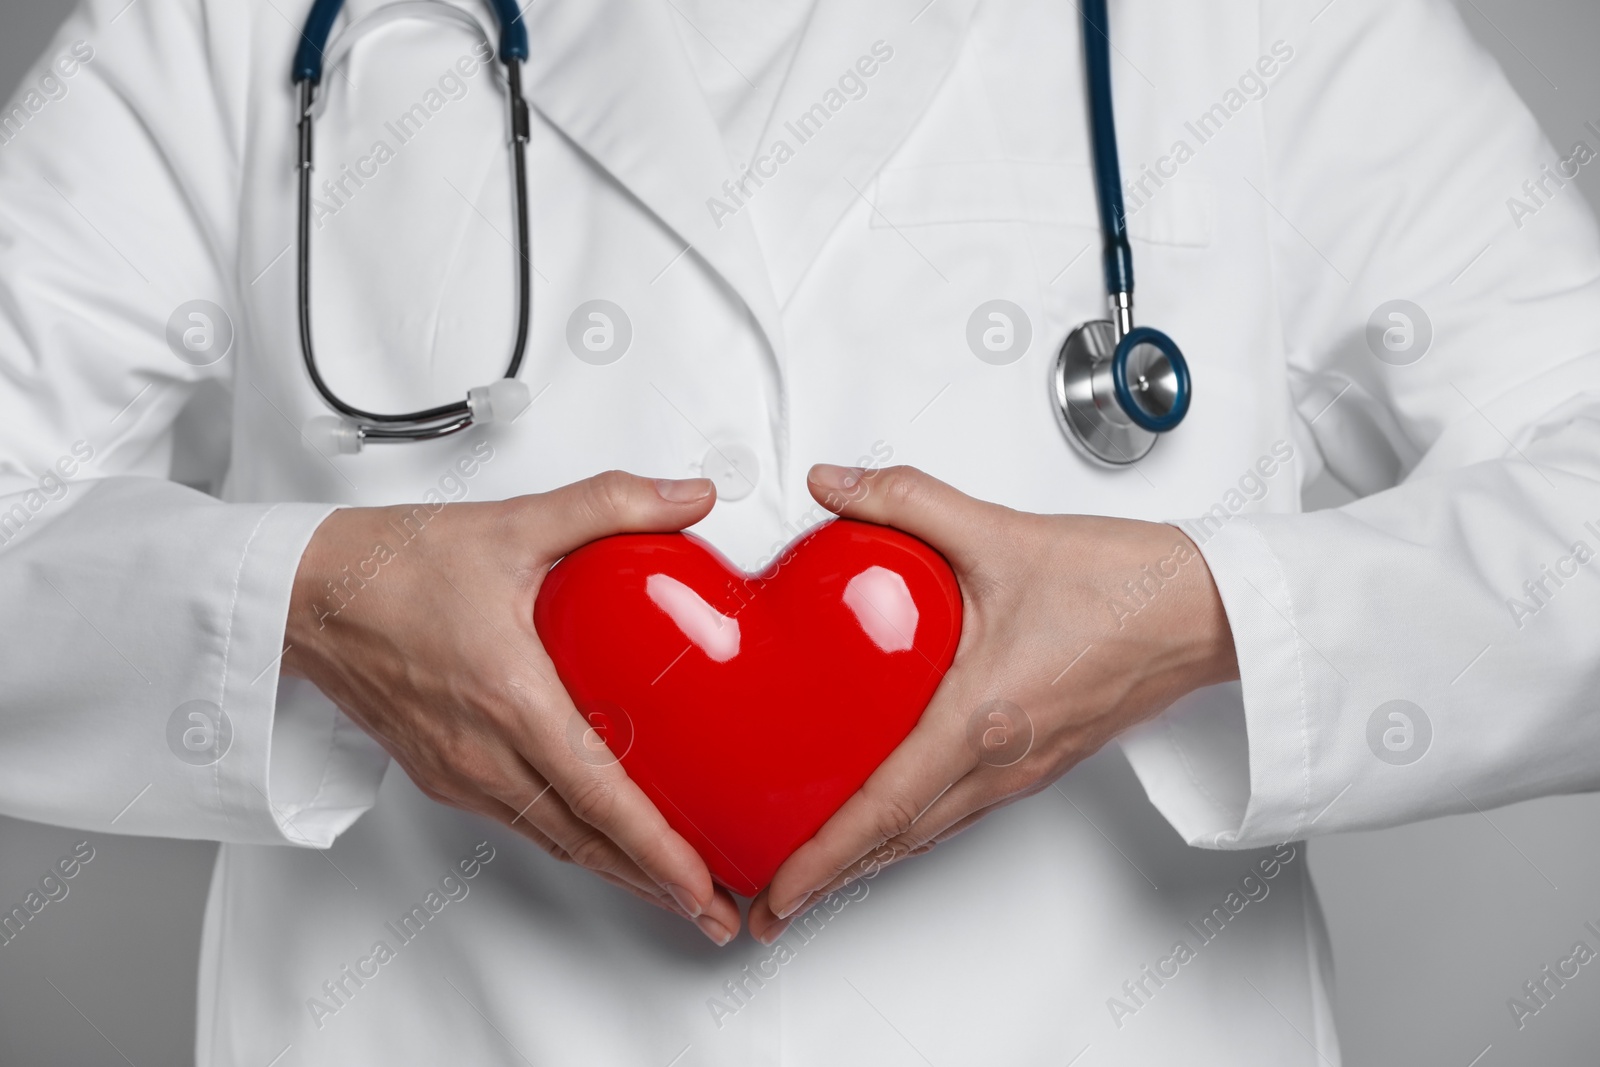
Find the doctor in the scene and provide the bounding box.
[2,0,1598,1064]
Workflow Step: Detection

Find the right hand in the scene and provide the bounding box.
[282,471,741,945]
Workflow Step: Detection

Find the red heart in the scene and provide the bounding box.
[533,518,962,896]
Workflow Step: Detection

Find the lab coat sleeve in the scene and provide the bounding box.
[1119,0,1600,847]
[0,0,389,847]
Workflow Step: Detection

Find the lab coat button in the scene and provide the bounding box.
[702,444,759,501]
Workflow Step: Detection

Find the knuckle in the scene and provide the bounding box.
[563,774,618,827]
[622,833,673,879]
[536,837,574,865]
[565,829,616,872]
[439,742,501,792]
[868,839,913,874]
[428,728,479,775]
[399,754,463,807]
[512,820,572,864]
[870,789,924,843]
[587,470,637,519]
[411,775,453,807]
[878,466,921,509]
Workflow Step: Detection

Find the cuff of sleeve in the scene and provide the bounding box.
[215,502,388,848]
[1119,517,1315,849]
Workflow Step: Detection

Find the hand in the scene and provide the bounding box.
[282,471,743,945]
[748,464,1239,942]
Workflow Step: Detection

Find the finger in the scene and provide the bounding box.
[924,806,994,847]
[749,802,1001,946]
[752,813,944,940]
[404,723,679,905]
[805,464,998,563]
[464,777,742,940]
[408,728,674,902]
[482,759,693,903]
[489,795,742,945]
[764,676,978,921]
[590,871,741,946]
[786,743,1048,913]
[534,470,716,557]
[583,862,742,943]
[697,884,744,944]
[866,769,1031,865]
[748,864,876,946]
[747,889,789,946]
[395,671,725,920]
[796,786,1006,904]
[750,846,904,945]
[511,808,743,946]
[510,692,726,920]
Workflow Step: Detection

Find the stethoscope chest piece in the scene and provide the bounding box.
[1052,319,1190,467]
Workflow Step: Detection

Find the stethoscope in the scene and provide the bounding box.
[294,0,534,454]
[293,0,1189,464]
[1053,0,1191,466]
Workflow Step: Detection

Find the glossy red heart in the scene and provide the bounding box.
[533,518,962,896]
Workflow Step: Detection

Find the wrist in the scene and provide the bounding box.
[282,506,375,679]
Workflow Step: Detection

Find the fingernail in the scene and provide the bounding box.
[808,464,864,492]
[655,477,713,502]
[695,914,734,946]
[754,920,789,946]
[664,882,703,918]
[773,891,811,921]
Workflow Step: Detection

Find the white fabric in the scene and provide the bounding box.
[1,0,1597,1063]
[670,0,818,166]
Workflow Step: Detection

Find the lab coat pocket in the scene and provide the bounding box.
[868,159,1213,248]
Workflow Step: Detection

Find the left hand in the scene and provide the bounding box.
[748,463,1240,942]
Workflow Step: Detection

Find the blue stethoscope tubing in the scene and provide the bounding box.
[292,0,533,451]
[294,0,527,81]
[1057,0,1191,465]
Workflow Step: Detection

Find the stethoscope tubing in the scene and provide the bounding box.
[294,0,528,82]
[292,0,532,439]
[1079,0,1133,302]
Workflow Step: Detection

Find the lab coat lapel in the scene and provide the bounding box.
[517,0,785,356]
[751,0,981,302]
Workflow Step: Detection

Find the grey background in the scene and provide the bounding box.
[2,1,1598,1064]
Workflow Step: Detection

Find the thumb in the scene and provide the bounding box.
[806,464,991,560]
[537,471,716,556]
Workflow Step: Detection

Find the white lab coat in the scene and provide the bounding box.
[2,0,1598,1062]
